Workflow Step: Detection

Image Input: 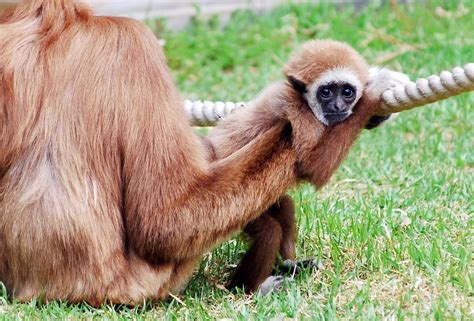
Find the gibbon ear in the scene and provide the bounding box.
[287,75,308,94]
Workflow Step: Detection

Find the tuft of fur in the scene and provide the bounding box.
[284,40,369,88]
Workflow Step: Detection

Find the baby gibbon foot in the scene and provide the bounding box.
[257,276,288,296]
[257,258,323,295]
[256,258,322,296]
[273,258,322,277]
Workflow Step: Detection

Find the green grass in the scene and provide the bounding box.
[2,0,473,319]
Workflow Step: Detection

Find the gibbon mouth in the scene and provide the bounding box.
[323,112,349,125]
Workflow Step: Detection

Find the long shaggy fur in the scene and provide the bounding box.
[1,0,208,305]
[1,1,386,305]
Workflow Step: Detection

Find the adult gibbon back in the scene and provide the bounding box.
[0,0,408,305]
[0,0,207,305]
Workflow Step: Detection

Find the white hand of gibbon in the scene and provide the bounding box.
[367,67,412,99]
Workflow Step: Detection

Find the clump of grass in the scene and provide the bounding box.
[2,0,472,319]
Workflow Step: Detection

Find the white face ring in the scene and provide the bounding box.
[304,68,363,126]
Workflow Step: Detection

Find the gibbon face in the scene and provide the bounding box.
[284,40,369,127]
[304,67,363,125]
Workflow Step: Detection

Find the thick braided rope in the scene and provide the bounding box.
[183,100,246,127]
[379,63,474,115]
[185,63,474,126]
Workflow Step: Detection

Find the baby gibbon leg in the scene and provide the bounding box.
[268,195,297,260]
[227,213,282,293]
[227,195,296,293]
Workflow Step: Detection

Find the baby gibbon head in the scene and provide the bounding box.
[284,40,369,126]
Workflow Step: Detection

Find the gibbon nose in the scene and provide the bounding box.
[330,103,345,113]
[331,97,347,112]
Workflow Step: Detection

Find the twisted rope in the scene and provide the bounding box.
[183,100,246,127]
[378,63,474,115]
[184,63,474,126]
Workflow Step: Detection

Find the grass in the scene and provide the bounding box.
[2,0,473,319]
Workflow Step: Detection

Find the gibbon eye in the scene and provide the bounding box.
[342,86,354,98]
[319,87,332,98]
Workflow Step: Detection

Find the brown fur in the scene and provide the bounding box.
[227,195,296,293]
[284,40,369,88]
[200,134,296,293]
[1,1,381,305]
